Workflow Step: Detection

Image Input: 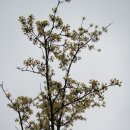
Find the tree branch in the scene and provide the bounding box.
[18,111,24,130]
[17,67,45,76]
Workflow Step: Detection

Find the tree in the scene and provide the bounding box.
[0,0,122,130]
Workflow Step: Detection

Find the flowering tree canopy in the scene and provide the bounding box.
[0,0,121,130]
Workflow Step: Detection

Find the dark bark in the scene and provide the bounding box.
[18,111,24,130]
[45,40,55,130]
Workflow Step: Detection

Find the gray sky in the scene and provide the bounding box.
[0,0,130,130]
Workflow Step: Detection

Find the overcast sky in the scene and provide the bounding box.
[0,0,130,130]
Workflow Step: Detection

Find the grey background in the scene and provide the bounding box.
[0,0,130,130]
